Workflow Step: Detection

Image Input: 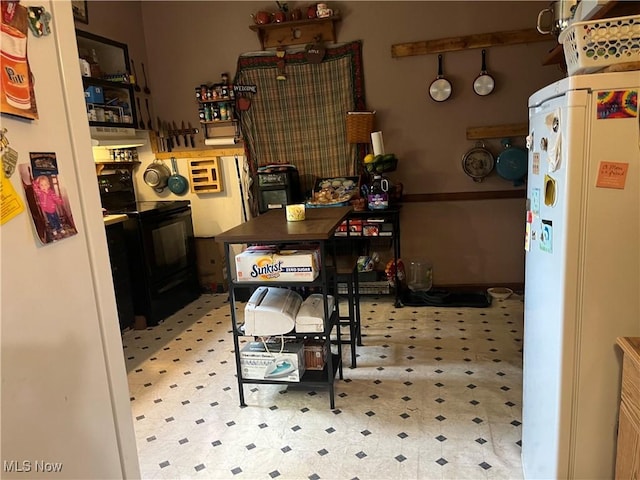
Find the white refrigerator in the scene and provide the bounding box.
[522,71,640,479]
[1,1,139,477]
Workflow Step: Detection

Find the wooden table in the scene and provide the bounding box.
[217,206,352,409]
[216,206,352,244]
[615,337,640,479]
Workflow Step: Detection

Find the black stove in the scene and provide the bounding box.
[98,172,190,217]
[98,171,199,326]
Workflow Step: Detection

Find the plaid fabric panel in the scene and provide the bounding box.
[235,41,366,197]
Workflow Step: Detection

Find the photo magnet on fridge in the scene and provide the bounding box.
[540,220,553,253]
[20,154,78,244]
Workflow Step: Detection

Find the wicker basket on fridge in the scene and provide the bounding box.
[559,15,640,76]
[346,111,376,143]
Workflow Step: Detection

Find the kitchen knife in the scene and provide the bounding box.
[165,121,173,152]
[181,120,189,147]
[157,116,165,152]
[187,121,196,148]
[172,120,181,147]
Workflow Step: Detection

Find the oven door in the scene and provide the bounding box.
[123,205,199,326]
[138,208,195,283]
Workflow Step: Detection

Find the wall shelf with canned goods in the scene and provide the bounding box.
[196,83,239,143]
[76,29,136,129]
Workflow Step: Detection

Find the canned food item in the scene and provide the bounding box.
[195,86,202,100]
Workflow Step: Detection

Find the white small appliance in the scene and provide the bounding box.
[243,287,301,336]
[295,294,335,333]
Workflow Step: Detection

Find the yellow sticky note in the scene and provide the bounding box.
[0,170,25,225]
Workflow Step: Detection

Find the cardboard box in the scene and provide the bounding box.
[235,247,320,282]
[240,340,305,382]
[85,86,104,104]
[195,237,227,292]
[304,340,328,370]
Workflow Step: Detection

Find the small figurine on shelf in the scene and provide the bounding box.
[317,3,332,18]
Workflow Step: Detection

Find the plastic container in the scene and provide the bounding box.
[559,15,640,76]
[408,260,432,292]
[367,175,389,210]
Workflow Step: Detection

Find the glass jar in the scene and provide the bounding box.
[408,260,433,292]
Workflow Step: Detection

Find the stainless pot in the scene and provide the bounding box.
[537,0,578,35]
[143,159,171,192]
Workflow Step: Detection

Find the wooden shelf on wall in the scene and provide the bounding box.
[155,148,243,160]
[94,161,140,175]
[466,123,528,140]
[249,15,340,50]
[391,28,550,58]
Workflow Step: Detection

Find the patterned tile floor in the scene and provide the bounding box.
[122,293,524,479]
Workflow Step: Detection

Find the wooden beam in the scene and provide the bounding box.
[391,28,551,58]
[155,147,244,160]
[403,190,526,202]
[466,123,528,140]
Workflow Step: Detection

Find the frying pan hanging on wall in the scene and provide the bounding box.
[429,54,452,102]
[473,49,495,96]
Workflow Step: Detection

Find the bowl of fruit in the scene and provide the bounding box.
[364,153,398,173]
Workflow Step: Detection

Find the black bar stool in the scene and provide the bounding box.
[328,253,362,368]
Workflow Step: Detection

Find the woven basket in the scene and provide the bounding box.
[346,111,376,143]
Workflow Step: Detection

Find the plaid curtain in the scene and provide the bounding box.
[234,41,366,215]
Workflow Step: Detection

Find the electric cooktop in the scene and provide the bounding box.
[105,200,190,216]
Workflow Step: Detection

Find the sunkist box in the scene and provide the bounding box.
[240,340,305,382]
[235,246,320,282]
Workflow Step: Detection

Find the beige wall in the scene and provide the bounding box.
[83,1,564,286]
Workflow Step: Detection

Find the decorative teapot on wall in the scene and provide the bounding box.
[251,11,272,24]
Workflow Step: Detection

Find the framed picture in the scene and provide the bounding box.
[72,1,88,24]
